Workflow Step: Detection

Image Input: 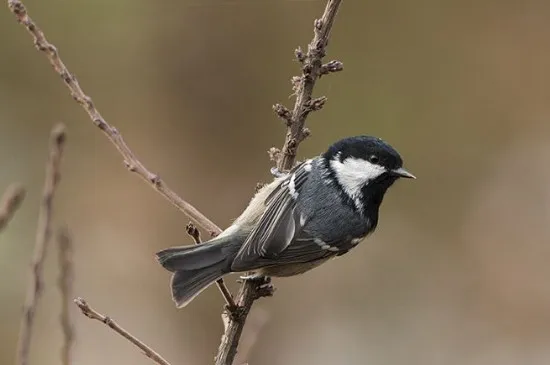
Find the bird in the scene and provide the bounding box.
[155,135,415,308]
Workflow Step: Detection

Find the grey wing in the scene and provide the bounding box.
[231,160,320,271]
[232,231,343,271]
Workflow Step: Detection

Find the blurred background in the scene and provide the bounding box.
[2,0,550,364]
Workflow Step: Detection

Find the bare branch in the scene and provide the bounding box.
[0,183,26,231]
[74,298,172,365]
[267,147,281,163]
[16,123,66,365]
[275,0,344,171]
[232,308,270,365]
[7,0,222,237]
[215,278,274,365]
[57,226,74,365]
[186,222,237,311]
[217,1,343,364]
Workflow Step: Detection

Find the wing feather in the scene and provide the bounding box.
[232,161,312,271]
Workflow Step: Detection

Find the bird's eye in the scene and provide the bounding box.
[368,155,379,164]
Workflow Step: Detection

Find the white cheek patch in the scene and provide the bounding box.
[330,157,386,211]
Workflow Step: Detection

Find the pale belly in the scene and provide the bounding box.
[257,257,331,277]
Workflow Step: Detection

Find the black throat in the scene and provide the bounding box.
[321,158,398,221]
[359,173,398,222]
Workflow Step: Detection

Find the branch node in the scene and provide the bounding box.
[267,147,281,162]
[123,161,133,172]
[294,47,306,63]
[8,0,25,16]
[306,96,327,112]
[314,18,323,31]
[320,60,344,75]
[290,76,302,92]
[185,222,201,244]
[149,174,161,186]
[272,104,292,125]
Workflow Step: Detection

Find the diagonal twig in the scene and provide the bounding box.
[74,298,172,365]
[216,1,344,364]
[0,183,26,232]
[57,226,74,365]
[16,123,66,365]
[7,0,221,237]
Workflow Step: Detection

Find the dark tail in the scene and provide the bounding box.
[155,238,235,308]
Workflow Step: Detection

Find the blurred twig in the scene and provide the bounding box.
[7,0,221,237]
[16,124,66,365]
[231,308,270,365]
[216,1,343,364]
[74,298,172,365]
[0,183,26,231]
[186,222,237,311]
[57,226,74,365]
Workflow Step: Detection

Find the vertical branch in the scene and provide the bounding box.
[216,1,344,364]
[16,124,66,365]
[274,0,344,171]
[57,226,74,365]
[0,183,26,232]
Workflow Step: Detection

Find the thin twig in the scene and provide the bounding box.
[57,226,74,365]
[274,0,343,171]
[232,308,269,365]
[74,298,172,365]
[7,0,222,237]
[0,183,26,231]
[186,223,237,311]
[16,123,66,365]
[216,1,343,364]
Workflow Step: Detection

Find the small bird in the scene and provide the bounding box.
[156,136,415,308]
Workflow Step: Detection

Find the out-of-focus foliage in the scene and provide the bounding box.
[2,0,550,364]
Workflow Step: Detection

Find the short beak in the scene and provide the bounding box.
[391,167,416,179]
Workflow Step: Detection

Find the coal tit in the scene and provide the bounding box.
[156,136,415,308]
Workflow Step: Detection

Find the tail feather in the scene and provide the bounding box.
[155,240,226,272]
[155,237,238,307]
[170,261,227,308]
